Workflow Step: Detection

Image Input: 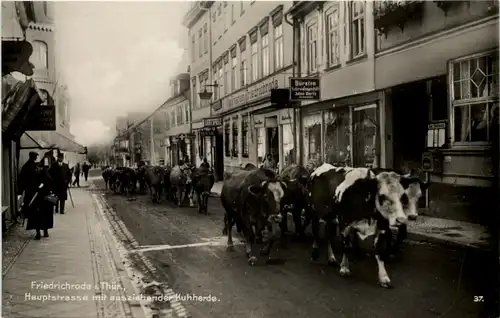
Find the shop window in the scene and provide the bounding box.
[303,113,322,168]
[232,120,239,157]
[224,121,230,157]
[257,128,265,164]
[323,108,351,166]
[282,123,294,167]
[242,116,249,158]
[352,106,379,168]
[450,50,499,144]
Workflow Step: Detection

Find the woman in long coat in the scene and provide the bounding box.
[26,161,55,240]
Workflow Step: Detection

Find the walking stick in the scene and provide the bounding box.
[67,187,75,208]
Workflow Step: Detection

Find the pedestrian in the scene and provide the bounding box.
[262,153,276,170]
[82,161,90,181]
[18,152,39,219]
[72,163,81,187]
[25,159,55,240]
[49,152,72,214]
[200,157,210,170]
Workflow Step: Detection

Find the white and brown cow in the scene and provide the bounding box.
[308,163,412,288]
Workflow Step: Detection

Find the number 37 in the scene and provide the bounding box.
[473,296,484,302]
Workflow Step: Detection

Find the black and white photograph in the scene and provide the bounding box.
[2,1,499,317]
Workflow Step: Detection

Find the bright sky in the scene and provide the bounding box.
[54,1,189,146]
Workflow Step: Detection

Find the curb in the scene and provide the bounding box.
[405,231,491,252]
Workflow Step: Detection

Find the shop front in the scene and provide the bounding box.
[168,133,195,166]
[193,116,224,180]
[216,67,294,173]
[301,92,383,171]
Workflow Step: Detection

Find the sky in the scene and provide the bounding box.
[54,1,190,146]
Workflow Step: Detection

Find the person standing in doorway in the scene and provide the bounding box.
[72,163,81,187]
[49,152,71,214]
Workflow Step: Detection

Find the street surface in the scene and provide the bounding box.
[90,170,496,318]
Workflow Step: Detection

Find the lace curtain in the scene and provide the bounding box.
[256,128,265,163]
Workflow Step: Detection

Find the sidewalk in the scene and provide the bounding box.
[2,187,147,318]
[209,182,490,250]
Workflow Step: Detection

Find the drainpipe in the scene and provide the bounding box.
[284,7,302,165]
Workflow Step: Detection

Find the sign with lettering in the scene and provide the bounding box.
[290,77,320,101]
[203,117,222,127]
[227,78,279,110]
[26,106,56,131]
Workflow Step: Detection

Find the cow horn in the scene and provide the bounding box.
[261,180,268,188]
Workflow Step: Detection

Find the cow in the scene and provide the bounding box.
[169,164,194,207]
[109,167,123,193]
[308,163,411,288]
[279,164,311,241]
[371,168,430,253]
[145,166,166,203]
[243,163,257,170]
[136,165,148,194]
[118,167,137,199]
[192,166,215,214]
[221,167,287,265]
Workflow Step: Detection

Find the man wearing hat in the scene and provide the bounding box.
[49,152,71,214]
[18,152,40,210]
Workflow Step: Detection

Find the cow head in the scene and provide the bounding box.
[400,176,430,221]
[372,171,408,227]
[248,180,286,223]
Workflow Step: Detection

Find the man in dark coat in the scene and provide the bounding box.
[82,162,90,181]
[19,152,39,214]
[26,161,54,239]
[200,158,210,169]
[49,152,71,214]
[72,163,81,187]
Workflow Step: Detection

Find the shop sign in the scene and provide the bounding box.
[280,113,292,125]
[200,127,218,137]
[25,105,56,131]
[254,117,264,128]
[226,77,279,110]
[203,117,222,127]
[290,77,320,101]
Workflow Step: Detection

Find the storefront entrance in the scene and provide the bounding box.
[215,132,224,181]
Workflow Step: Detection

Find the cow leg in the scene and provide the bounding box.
[226,214,234,249]
[293,204,306,240]
[326,219,339,266]
[177,188,182,206]
[203,192,209,215]
[394,223,408,249]
[339,229,352,277]
[374,229,392,288]
[311,215,321,261]
[188,186,194,207]
[243,226,257,265]
[196,192,202,214]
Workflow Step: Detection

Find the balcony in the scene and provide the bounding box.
[373,0,424,37]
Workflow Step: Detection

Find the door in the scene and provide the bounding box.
[352,104,379,168]
[214,132,224,181]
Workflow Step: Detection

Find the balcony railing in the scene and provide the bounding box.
[373,0,424,37]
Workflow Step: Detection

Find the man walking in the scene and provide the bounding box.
[82,161,90,181]
[49,152,71,214]
[72,163,81,187]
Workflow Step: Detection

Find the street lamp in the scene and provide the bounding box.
[198,82,219,101]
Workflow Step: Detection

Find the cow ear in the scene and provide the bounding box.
[248,184,263,196]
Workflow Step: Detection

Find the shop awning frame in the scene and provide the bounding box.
[20,131,86,154]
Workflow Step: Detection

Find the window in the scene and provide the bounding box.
[323,109,351,165]
[274,24,284,70]
[241,55,247,87]
[213,68,218,100]
[219,64,224,96]
[307,23,317,74]
[349,2,365,58]
[232,119,239,157]
[326,7,340,66]
[165,113,170,130]
[303,113,322,167]
[240,1,244,15]
[224,121,230,157]
[171,110,176,127]
[198,29,203,57]
[231,56,238,92]
[223,4,227,32]
[191,35,195,62]
[231,3,235,24]
[261,34,269,77]
[242,115,249,157]
[203,24,208,54]
[450,50,499,144]
[282,123,294,166]
[251,42,258,81]
[185,103,190,124]
[192,78,198,110]
[257,128,265,163]
[224,61,229,96]
[176,106,183,125]
[31,41,48,69]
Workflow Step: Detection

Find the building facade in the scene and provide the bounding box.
[289,0,499,224]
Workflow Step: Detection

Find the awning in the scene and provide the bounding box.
[20,131,86,154]
[2,77,41,135]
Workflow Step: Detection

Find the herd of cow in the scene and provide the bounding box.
[101,163,215,214]
[101,161,429,289]
[220,162,429,289]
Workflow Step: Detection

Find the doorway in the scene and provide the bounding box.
[392,81,429,173]
[266,127,279,164]
[214,132,224,181]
